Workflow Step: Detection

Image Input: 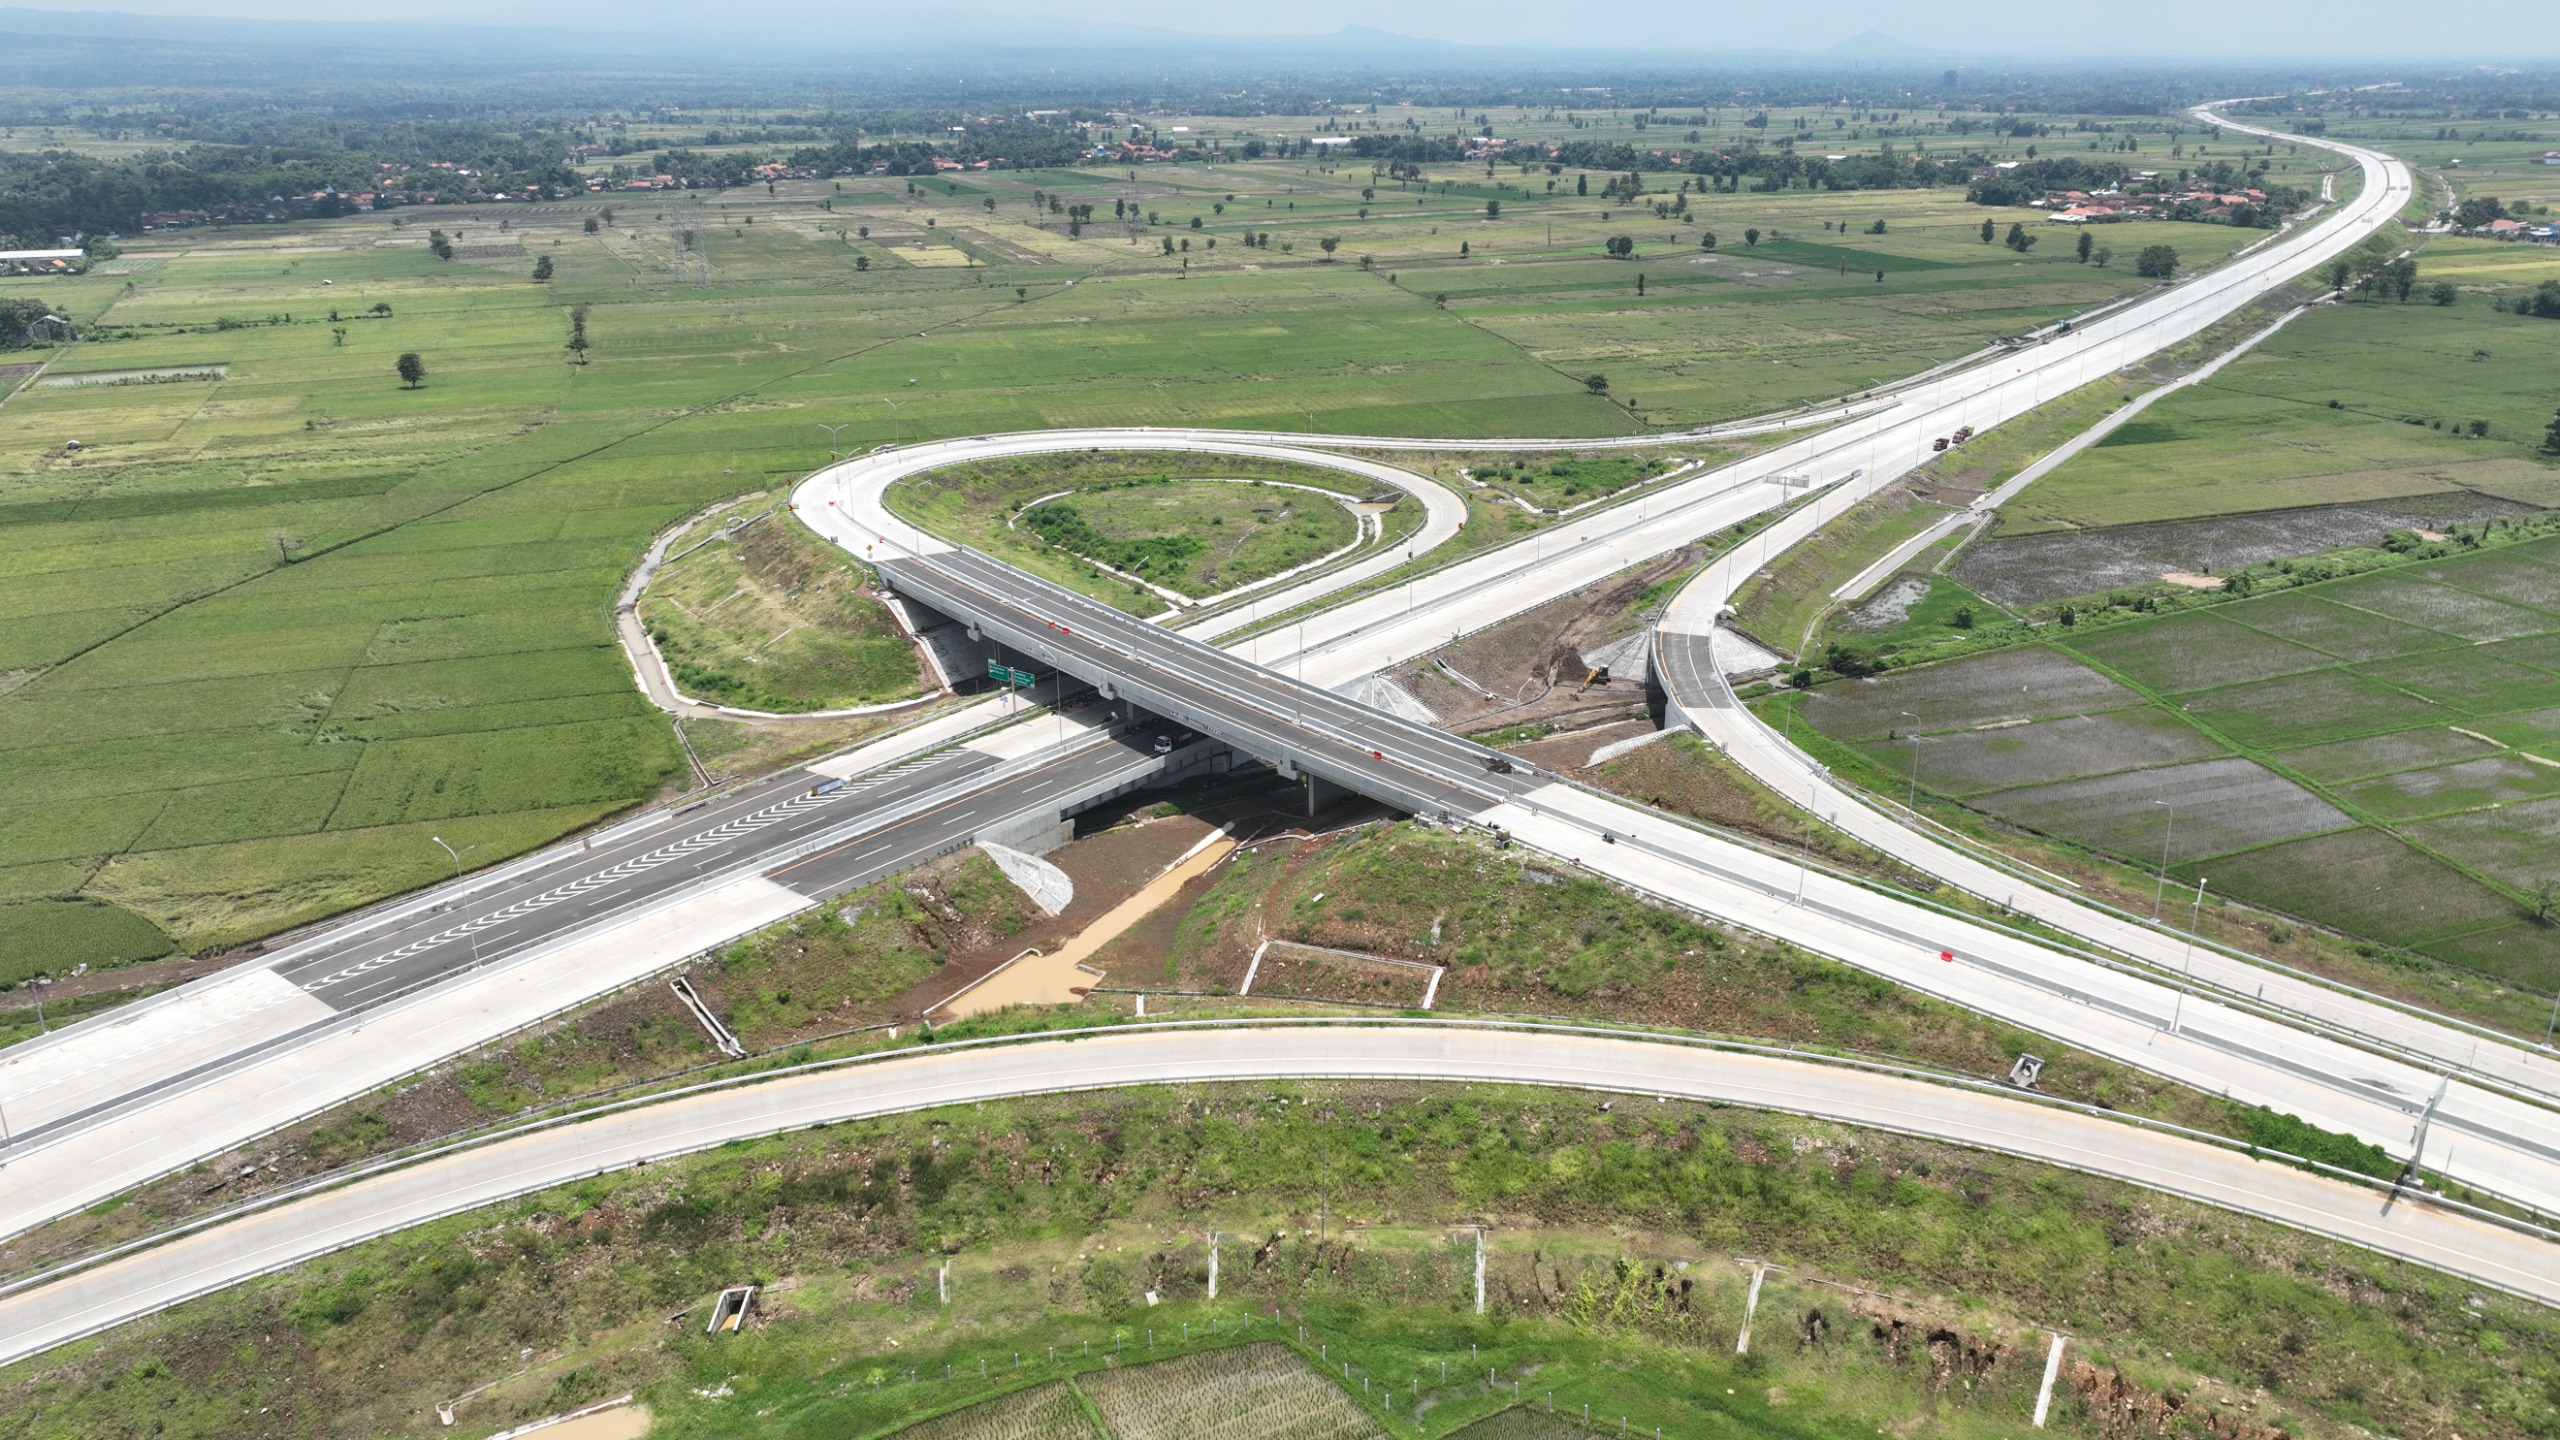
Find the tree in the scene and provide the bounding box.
[1868,218,1889,234]
[395,352,426,388]
[1319,236,1340,261]
[2004,222,2036,253]
[1636,274,1646,296]
[2321,257,2353,291]
[855,255,870,271]
[2429,281,2460,306]
[583,217,600,235]
[1699,232,1717,250]
[566,305,590,365]
[2076,229,2093,263]
[427,229,454,262]
[2385,257,2418,303]
[2534,878,2558,926]
[2452,196,2507,230]
[2543,406,2560,455]
[1584,373,1609,394]
[1485,199,1500,219]
[531,254,554,281]
[2092,246,2114,269]
[1980,217,1996,243]
[2134,244,2179,279]
[1744,228,1760,246]
[1576,173,1588,196]
[1605,235,1635,260]
[1459,240,1470,257]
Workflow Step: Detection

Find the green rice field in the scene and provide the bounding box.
[0,133,2315,970]
[1791,532,2560,990]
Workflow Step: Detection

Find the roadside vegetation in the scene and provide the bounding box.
[9,1082,2549,1440]
[891,452,1390,612]
[638,498,929,712]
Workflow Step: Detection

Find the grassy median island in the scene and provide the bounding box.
[10,1082,2551,1440]
[889,451,1394,613]
[638,499,930,712]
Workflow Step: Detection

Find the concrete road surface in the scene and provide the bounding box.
[3,1023,2550,1368]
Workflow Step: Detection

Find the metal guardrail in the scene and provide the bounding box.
[5,1013,2551,1322]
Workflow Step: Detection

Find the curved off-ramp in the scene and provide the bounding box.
[4,1021,2552,1369]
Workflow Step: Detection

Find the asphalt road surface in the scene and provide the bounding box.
[3,1023,2550,1368]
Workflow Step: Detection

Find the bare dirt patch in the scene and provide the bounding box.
[1386,548,1698,734]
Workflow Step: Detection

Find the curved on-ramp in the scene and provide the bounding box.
[3,1022,2552,1368]
[1654,117,2560,1106]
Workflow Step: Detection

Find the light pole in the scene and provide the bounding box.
[817,422,849,459]
[430,835,475,878]
[1901,710,1921,813]
[2151,801,2177,920]
[2171,875,2207,1034]
[432,836,483,969]
[883,398,904,446]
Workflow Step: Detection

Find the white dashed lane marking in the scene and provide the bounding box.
[301,759,954,994]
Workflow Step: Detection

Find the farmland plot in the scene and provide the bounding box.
[2318,573,2558,642]
[2065,611,2335,692]
[2199,829,2533,967]
[1970,757,2351,867]
[2218,590,2456,662]
[1796,647,2135,741]
[2273,728,2502,785]
[888,1381,1097,1440]
[2337,756,2560,823]
[1079,1343,1387,1440]
[1856,709,2226,798]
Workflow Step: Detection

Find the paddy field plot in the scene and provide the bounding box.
[1793,532,2560,987]
[887,1381,1097,1440]
[1078,1344,1386,1440]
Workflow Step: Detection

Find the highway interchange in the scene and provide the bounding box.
[3,106,2556,1361]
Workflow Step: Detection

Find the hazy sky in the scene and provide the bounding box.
[7,0,2558,59]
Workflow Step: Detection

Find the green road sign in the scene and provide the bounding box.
[986,659,1009,681]
[1010,668,1037,687]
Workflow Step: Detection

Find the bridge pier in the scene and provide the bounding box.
[1305,772,1350,817]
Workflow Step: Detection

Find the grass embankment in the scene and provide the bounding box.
[639,501,927,712]
[17,797,2401,1280]
[889,451,1401,614]
[1728,486,1958,663]
[11,1084,2548,1440]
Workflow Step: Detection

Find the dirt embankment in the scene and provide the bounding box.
[1390,546,1698,735]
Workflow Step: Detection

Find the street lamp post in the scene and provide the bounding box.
[2171,875,2207,1035]
[817,422,849,459]
[432,835,484,969]
[883,398,904,446]
[2151,801,2178,920]
[1901,710,1921,813]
